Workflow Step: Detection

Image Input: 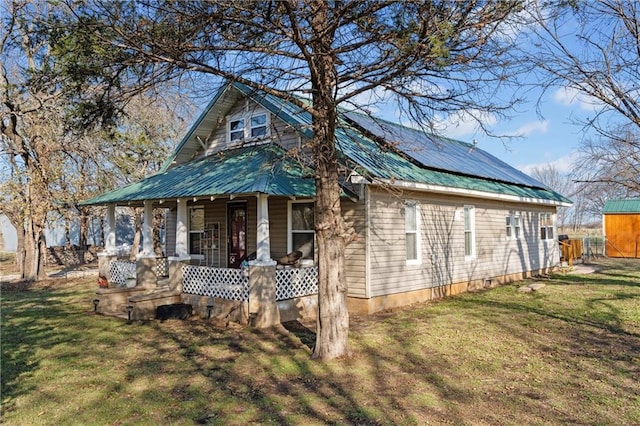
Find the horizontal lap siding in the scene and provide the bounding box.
[368,188,560,298]
[268,198,289,260]
[205,99,301,155]
[165,208,176,256]
[343,198,367,298]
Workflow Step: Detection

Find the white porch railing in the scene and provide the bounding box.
[109,260,136,287]
[182,265,249,301]
[276,266,318,301]
[180,265,318,302]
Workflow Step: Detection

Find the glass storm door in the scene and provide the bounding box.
[227,203,247,268]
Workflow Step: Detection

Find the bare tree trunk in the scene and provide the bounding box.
[129,208,142,261]
[64,218,71,246]
[310,0,350,360]
[23,218,47,281]
[153,208,164,256]
[10,217,26,277]
[79,207,89,248]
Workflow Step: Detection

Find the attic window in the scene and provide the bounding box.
[229,118,244,141]
[250,114,267,138]
[227,112,269,144]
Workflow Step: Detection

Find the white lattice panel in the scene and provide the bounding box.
[155,257,168,278]
[182,265,249,301]
[109,261,136,287]
[276,266,318,301]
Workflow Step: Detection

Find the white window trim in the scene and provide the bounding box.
[540,212,555,241]
[287,199,315,262]
[464,205,476,260]
[189,205,205,260]
[506,211,521,240]
[405,201,422,266]
[226,109,271,145]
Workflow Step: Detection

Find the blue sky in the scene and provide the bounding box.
[351,81,598,178]
[468,87,595,175]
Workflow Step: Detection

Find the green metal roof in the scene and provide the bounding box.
[603,199,640,213]
[85,81,572,206]
[334,120,571,203]
[232,83,570,204]
[82,144,316,205]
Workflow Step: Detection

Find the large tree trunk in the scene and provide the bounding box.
[23,218,47,281]
[310,0,350,360]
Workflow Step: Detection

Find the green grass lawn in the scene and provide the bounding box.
[2,258,639,425]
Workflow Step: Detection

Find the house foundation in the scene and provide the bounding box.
[347,267,556,315]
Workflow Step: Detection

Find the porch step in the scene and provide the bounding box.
[157,277,171,289]
[128,289,183,321]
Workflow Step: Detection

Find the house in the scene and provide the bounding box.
[602,199,640,258]
[84,81,571,325]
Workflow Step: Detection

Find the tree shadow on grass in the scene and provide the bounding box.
[281,320,316,349]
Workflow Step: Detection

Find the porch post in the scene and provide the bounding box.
[175,198,189,258]
[142,200,154,256]
[167,198,190,292]
[255,193,273,263]
[105,204,116,254]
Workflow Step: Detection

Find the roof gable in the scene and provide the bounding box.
[156,82,571,205]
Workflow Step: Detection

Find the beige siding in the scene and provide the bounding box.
[367,187,560,298]
[204,97,301,155]
[165,207,176,256]
[343,198,367,298]
[267,197,289,260]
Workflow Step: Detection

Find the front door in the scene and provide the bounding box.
[227,203,247,268]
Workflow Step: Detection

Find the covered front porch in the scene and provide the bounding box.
[93,192,319,326]
[85,144,324,326]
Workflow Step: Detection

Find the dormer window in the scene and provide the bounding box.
[250,114,267,138]
[227,111,269,144]
[229,118,245,141]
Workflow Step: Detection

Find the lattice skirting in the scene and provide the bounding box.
[276,266,318,301]
[182,265,249,301]
[109,261,137,287]
[154,257,169,278]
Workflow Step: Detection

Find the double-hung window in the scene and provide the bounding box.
[229,118,245,141]
[250,114,267,138]
[540,212,554,240]
[227,111,269,144]
[464,205,476,259]
[405,201,421,265]
[288,201,315,260]
[189,206,205,257]
[506,211,521,239]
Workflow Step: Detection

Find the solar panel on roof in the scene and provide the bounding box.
[342,111,548,189]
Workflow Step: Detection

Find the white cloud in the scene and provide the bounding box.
[553,87,601,112]
[513,120,549,137]
[518,151,579,175]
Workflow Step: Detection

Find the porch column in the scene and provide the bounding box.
[141,200,154,256]
[105,204,116,254]
[255,193,274,264]
[175,198,189,257]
